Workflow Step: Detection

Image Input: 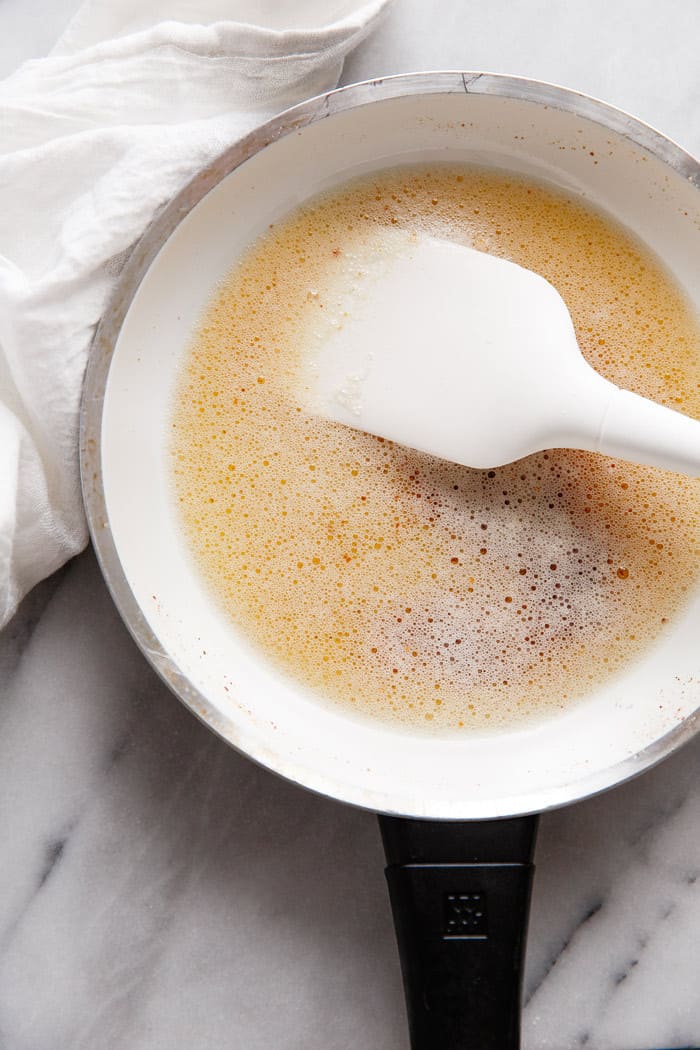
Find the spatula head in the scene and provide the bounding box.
[299,230,605,469]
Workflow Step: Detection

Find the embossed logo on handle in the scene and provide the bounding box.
[443,892,488,939]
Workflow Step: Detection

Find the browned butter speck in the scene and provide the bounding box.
[171,165,700,732]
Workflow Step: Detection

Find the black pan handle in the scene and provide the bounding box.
[379,814,538,1050]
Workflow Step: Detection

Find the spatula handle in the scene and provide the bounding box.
[597,387,700,476]
[379,814,538,1050]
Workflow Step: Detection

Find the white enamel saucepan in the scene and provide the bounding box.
[80,73,700,1049]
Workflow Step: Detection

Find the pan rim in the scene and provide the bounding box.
[80,70,700,819]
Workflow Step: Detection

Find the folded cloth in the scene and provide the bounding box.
[0,0,390,628]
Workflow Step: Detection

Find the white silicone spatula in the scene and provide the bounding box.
[305,231,700,474]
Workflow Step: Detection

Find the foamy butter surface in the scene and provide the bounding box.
[171,166,700,731]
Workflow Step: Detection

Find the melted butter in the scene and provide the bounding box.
[170,165,700,732]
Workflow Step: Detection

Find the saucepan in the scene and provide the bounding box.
[80,73,700,1048]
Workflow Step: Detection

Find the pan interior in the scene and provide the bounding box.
[95,81,700,818]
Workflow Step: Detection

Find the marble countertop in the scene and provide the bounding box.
[2,2,699,1047]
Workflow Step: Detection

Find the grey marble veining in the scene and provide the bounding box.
[2,1,700,1046]
[2,550,700,1049]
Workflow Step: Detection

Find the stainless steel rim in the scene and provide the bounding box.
[80,71,700,819]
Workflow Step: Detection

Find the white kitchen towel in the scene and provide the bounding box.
[0,0,390,628]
